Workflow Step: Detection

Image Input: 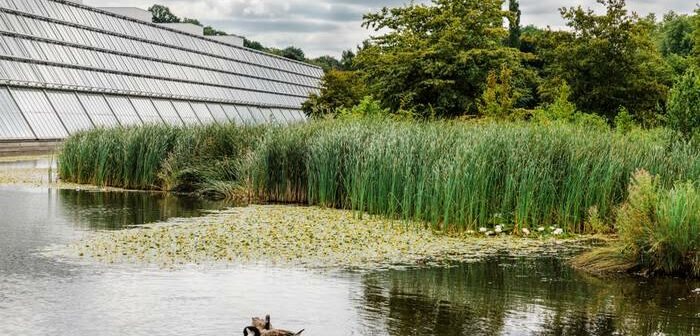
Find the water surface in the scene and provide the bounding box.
[0,185,698,336]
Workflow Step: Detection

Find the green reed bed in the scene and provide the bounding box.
[249,120,700,235]
[60,119,700,235]
[58,124,265,194]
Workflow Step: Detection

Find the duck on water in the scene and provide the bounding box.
[245,315,304,336]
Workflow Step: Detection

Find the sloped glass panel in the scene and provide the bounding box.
[129,97,162,124]
[45,91,93,134]
[222,105,243,125]
[0,86,34,140]
[270,108,287,124]
[151,100,183,126]
[172,101,201,126]
[206,103,229,124]
[234,105,255,125]
[248,106,268,124]
[105,95,142,127]
[10,88,68,139]
[190,102,215,125]
[76,93,119,128]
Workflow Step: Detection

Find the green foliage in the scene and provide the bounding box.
[244,119,700,234]
[694,10,700,68]
[616,170,700,276]
[244,39,266,51]
[337,96,391,119]
[507,0,522,49]
[355,0,525,118]
[478,66,519,119]
[614,107,636,133]
[657,12,695,76]
[667,68,700,136]
[552,0,672,121]
[280,46,305,61]
[302,70,367,118]
[148,4,180,23]
[658,12,695,58]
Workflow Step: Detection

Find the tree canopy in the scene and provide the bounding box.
[549,0,671,122]
[355,0,524,117]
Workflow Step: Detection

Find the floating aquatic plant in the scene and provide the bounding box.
[70,205,596,269]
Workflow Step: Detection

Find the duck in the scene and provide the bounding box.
[243,326,304,336]
[244,315,303,336]
[251,315,271,330]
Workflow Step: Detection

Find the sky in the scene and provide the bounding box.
[85,0,699,58]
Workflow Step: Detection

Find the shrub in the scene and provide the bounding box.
[667,68,700,135]
[616,170,700,276]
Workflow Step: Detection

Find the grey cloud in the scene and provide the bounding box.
[86,0,698,57]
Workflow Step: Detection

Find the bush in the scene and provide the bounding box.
[615,170,700,276]
[667,68,700,135]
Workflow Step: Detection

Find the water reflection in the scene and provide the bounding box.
[359,258,700,335]
[0,186,698,336]
[57,188,231,230]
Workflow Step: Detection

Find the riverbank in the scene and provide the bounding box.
[67,204,604,269]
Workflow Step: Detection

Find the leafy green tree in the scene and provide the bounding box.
[552,0,671,122]
[657,12,695,76]
[281,46,305,61]
[658,12,695,57]
[340,50,356,71]
[667,68,700,135]
[311,56,342,72]
[302,70,367,118]
[203,26,228,36]
[507,0,522,49]
[478,66,518,119]
[244,39,266,51]
[694,10,700,67]
[148,4,180,23]
[355,0,524,117]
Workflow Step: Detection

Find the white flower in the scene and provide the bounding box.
[522,228,530,235]
[495,225,503,233]
[479,227,488,233]
[538,227,545,232]
[485,231,494,236]
[553,228,564,235]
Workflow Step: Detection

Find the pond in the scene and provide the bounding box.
[0,185,698,335]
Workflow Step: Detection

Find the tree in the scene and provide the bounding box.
[694,10,700,68]
[203,26,228,36]
[310,56,341,72]
[244,39,266,51]
[507,0,522,49]
[657,12,695,76]
[478,66,519,119]
[281,46,305,61]
[148,4,180,23]
[667,68,700,135]
[552,0,671,122]
[355,0,524,117]
[340,50,356,71]
[301,70,367,118]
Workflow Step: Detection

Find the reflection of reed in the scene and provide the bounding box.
[57,189,230,230]
[359,258,700,336]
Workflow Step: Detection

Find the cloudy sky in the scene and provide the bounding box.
[85,0,698,58]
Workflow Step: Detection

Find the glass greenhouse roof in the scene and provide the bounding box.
[0,0,319,140]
